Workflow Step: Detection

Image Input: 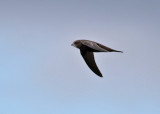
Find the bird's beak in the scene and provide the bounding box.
[71,43,74,46]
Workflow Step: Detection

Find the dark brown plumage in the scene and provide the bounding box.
[71,40,123,77]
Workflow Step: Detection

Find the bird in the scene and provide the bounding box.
[71,40,123,77]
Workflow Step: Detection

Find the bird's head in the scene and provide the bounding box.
[71,40,82,49]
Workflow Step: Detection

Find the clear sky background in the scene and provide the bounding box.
[0,0,160,114]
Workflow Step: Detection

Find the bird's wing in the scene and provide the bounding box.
[97,43,123,53]
[81,40,123,52]
[81,40,108,52]
[80,50,102,77]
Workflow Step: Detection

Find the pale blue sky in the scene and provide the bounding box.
[0,0,160,114]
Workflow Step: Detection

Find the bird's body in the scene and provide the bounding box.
[71,40,122,77]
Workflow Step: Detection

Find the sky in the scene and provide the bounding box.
[0,0,160,114]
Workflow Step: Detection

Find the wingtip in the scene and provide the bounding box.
[113,50,123,53]
[98,74,103,77]
[116,51,123,53]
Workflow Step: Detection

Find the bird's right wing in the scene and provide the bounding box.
[81,40,123,52]
[81,40,108,52]
[80,50,102,77]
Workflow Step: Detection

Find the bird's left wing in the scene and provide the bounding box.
[80,50,103,77]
